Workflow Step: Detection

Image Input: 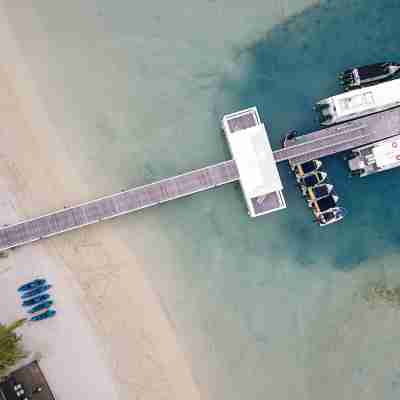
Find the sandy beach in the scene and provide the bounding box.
[5,1,400,399]
[0,3,201,399]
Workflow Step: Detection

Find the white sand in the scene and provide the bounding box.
[0,4,201,400]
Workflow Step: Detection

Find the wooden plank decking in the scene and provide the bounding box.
[0,160,239,251]
[1,106,400,251]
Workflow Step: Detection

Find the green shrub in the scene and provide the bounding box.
[0,319,26,378]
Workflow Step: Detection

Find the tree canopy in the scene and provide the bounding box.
[0,319,26,378]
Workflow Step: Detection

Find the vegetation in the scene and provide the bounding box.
[0,319,26,378]
[364,283,400,306]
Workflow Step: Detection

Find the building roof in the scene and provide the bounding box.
[222,107,286,217]
[227,124,283,198]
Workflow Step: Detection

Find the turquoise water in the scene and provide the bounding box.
[5,0,400,398]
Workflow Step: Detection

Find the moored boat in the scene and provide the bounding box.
[297,171,328,195]
[315,77,400,126]
[347,134,400,177]
[297,171,327,187]
[315,207,347,226]
[305,184,337,206]
[292,160,323,177]
[282,130,298,148]
[340,62,400,90]
[310,195,338,215]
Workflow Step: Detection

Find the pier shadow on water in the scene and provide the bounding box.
[217,0,400,271]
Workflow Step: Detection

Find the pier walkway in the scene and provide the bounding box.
[275,106,400,164]
[0,160,239,251]
[1,106,400,251]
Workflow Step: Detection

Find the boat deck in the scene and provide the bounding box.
[1,106,400,251]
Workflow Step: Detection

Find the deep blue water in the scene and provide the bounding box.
[218,0,400,270]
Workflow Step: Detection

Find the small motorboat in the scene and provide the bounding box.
[22,293,50,307]
[28,300,54,314]
[18,279,46,292]
[316,207,347,226]
[292,160,323,177]
[305,184,337,205]
[297,171,327,193]
[21,284,52,299]
[310,195,338,215]
[282,130,298,148]
[31,309,56,322]
[339,62,400,90]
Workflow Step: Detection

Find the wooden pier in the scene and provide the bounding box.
[275,106,400,164]
[0,160,238,251]
[1,106,400,251]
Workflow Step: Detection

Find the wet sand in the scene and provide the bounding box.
[0,4,201,399]
[8,1,400,400]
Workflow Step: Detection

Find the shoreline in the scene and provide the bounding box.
[0,3,201,400]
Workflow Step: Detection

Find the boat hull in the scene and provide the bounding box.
[18,279,46,292]
[28,300,54,314]
[21,284,52,299]
[22,293,50,307]
[31,309,56,322]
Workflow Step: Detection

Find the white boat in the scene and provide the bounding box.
[315,207,347,227]
[348,134,400,177]
[310,195,338,215]
[315,77,400,126]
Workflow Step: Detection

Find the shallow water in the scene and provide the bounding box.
[5,0,400,399]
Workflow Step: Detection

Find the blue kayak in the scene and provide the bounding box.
[28,300,54,314]
[18,279,46,292]
[22,293,50,307]
[31,309,56,322]
[21,284,52,299]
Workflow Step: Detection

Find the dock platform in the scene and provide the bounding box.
[1,106,400,251]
